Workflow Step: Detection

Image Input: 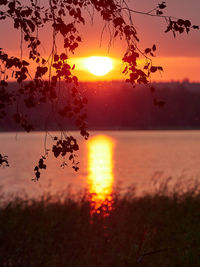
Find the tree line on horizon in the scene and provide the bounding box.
[1,81,200,131]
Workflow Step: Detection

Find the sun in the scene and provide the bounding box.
[85,56,113,76]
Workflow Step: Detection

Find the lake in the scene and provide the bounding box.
[1,130,200,199]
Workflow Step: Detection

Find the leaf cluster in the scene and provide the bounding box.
[165,18,199,37]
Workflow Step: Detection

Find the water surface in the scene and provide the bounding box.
[0,130,200,198]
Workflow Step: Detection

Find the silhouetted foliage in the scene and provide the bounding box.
[0,153,9,167]
[0,0,198,179]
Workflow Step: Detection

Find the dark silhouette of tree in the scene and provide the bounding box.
[0,0,199,180]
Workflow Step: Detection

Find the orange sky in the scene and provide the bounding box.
[68,56,200,82]
[1,0,200,82]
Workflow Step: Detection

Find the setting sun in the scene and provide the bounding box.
[85,56,113,76]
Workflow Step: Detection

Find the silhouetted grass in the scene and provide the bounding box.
[1,182,200,267]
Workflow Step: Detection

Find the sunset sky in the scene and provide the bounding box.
[1,0,200,82]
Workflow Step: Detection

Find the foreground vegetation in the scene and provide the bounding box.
[1,184,200,267]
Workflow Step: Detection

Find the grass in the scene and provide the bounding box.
[1,182,200,267]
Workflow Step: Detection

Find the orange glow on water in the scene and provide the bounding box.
[87,135,114,213]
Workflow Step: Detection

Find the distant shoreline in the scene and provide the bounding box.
[2,81,200,131]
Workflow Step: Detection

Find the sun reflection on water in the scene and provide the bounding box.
[87,135,114,213]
